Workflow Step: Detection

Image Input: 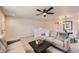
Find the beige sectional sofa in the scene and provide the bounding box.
[20,34,70,53]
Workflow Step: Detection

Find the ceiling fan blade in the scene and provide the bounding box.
[47,12,54,14]
[36,9,42,12]
[36,13,43,16]
[46,7,53,12]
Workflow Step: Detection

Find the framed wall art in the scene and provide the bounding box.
[63,21,72,31]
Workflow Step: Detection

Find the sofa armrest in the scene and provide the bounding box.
[63,38,70,51]
[49,38,70,52]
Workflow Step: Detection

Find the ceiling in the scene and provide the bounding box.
[1,6,79,20]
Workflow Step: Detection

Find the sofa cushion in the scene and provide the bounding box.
[46,37,55,43]
[47,46,64,53]
[50,32,58,38]
[52,39,70,52]
[8,46,25,53]
[53,39,64,47]
[46,37,64,47]
[56,32,68,41]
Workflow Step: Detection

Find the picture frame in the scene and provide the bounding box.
[63,21,72,30]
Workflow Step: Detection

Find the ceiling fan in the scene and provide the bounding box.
[36,7,54,17]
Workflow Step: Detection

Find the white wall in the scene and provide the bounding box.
[5,17,47,41]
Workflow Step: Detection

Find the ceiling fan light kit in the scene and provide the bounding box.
[36,7,55,17]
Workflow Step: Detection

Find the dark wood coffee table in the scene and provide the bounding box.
[29,40,52,53]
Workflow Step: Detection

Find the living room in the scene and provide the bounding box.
[0,6,79,53]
